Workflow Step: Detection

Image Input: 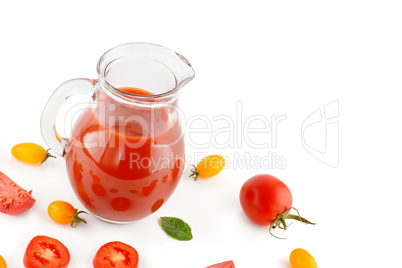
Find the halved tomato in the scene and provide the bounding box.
[205,260,235,268]
[0,171,35,215]
[23,235,70,268]
[93,241,139,268]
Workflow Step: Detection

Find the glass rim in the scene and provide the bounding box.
[96,42,194,103]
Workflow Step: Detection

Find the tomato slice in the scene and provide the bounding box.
[0,171,36,215]
[93,241,139,268]
[23,235,70,268]
[205,260,235,268]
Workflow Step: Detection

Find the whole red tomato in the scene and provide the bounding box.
[23,235,70,268]
[239,174,315,238]
[240,174,293,226]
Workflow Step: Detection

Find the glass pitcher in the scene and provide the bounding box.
[41,43,194,223]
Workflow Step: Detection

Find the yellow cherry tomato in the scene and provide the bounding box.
[48,200,88,227]
[290,248,317,268]
[190,154,225,180]
[11,143,56,164]
[0,254,6,268]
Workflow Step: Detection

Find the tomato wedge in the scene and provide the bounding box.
[205,260,235,268]
[23,235,70,268]
[0,171,36,215]
[93,241,139,268]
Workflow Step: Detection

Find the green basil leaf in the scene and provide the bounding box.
[160,216,193,241]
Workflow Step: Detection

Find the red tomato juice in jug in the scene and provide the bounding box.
[66,87,184,222]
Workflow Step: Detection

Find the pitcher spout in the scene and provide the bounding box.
[175,52,195,88]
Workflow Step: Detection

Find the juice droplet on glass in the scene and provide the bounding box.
[109,188,119,193]
[151,199,164,213]
[111,197,131,211]
[92,183,106,196]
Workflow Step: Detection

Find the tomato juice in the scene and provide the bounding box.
[66,87,184,222]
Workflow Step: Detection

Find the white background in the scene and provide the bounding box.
[0,1,401,267]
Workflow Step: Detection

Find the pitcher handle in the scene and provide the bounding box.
[41,78,97,157]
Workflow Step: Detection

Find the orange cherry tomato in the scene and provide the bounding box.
[48,200,88,227]
[289,248,317,268]
[0,255,7,268]
[11,143,56,164]
[190,155,225,180]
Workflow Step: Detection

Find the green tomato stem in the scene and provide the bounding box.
[269,207,316,239]
[71,209,88,228]
[189,165,199,181]
[40,149,57,165]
